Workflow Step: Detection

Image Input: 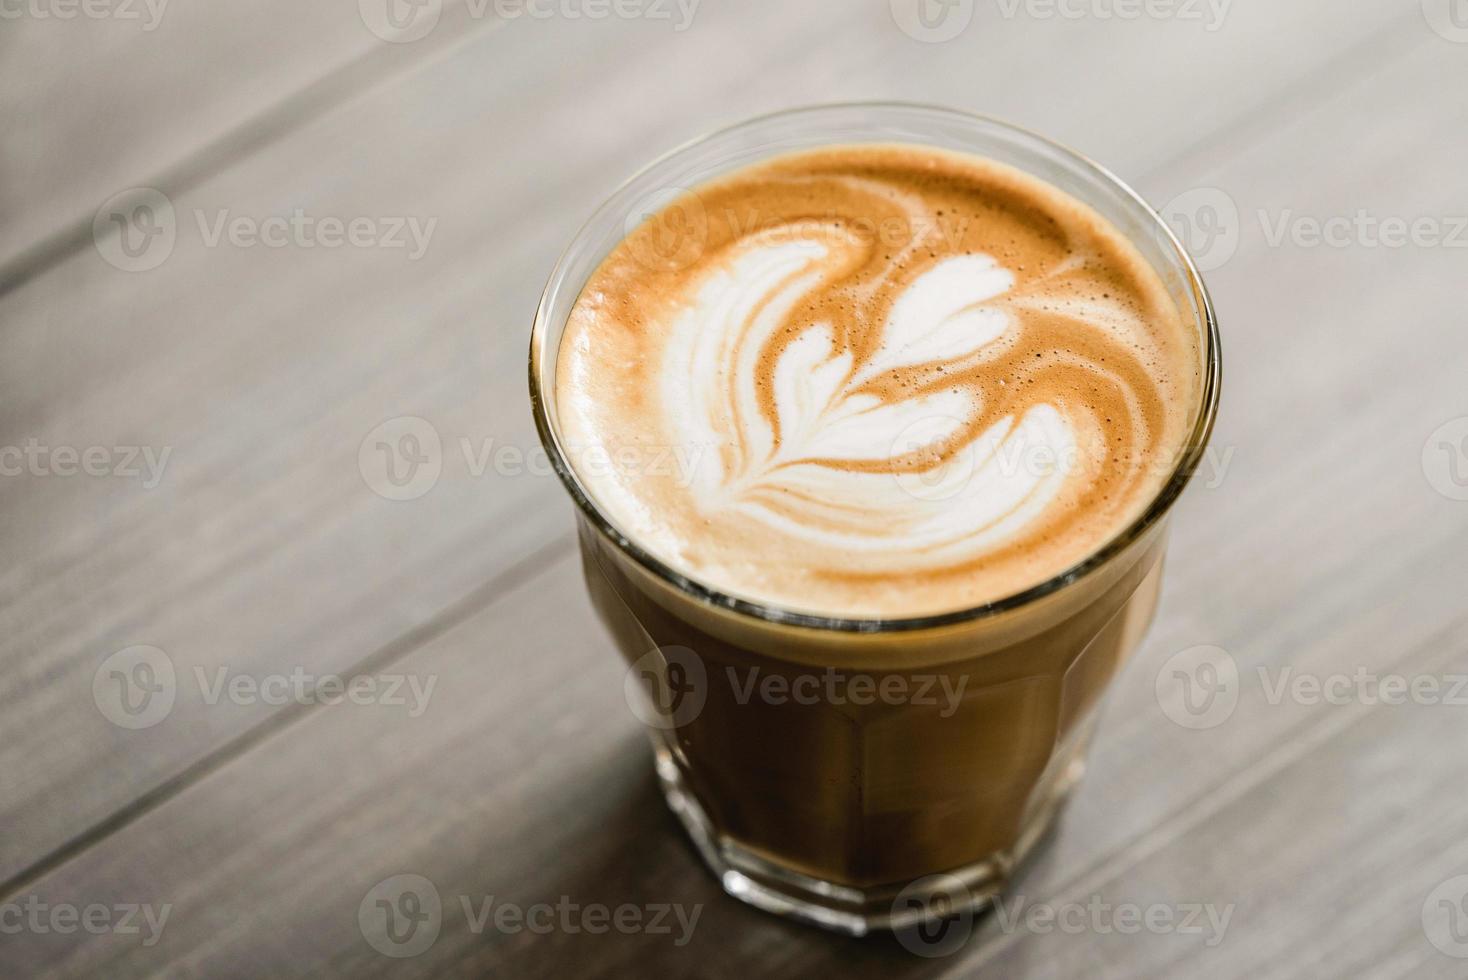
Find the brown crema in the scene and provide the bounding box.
[558,144,1202,619]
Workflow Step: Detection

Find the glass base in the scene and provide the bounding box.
[652,738,1086,936]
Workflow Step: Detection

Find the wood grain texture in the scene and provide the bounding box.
[0,0,1404,890]
[2,0,1465,976]
[0,0,513,275]
[0,0,1417,888]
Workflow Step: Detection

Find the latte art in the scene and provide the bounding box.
[558,146,1200,617]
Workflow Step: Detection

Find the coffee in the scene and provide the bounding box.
[558,145,1200,619]
[531,109,1218,934]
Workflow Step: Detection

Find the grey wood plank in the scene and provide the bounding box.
[0,0,897,889]
[0,0,1420,891]
[0,0,1446,970]
[0,0,1414,279]
[963,627,1468,980]
[4,521,1466,976]
[0,0,510,275]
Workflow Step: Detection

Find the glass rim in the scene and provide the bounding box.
[529,101,1222,634]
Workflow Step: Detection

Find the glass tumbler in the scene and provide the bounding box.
[529,103,1221,935]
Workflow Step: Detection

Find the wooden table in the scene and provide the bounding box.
[3,2,1466,976]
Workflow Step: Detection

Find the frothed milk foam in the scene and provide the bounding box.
[558,145,1201,619]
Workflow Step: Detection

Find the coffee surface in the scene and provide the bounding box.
[557,145,1200,618]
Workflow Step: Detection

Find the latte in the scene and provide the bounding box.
[558,145,1201,618]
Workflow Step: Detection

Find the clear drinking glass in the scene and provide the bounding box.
[529,103,1221,935]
